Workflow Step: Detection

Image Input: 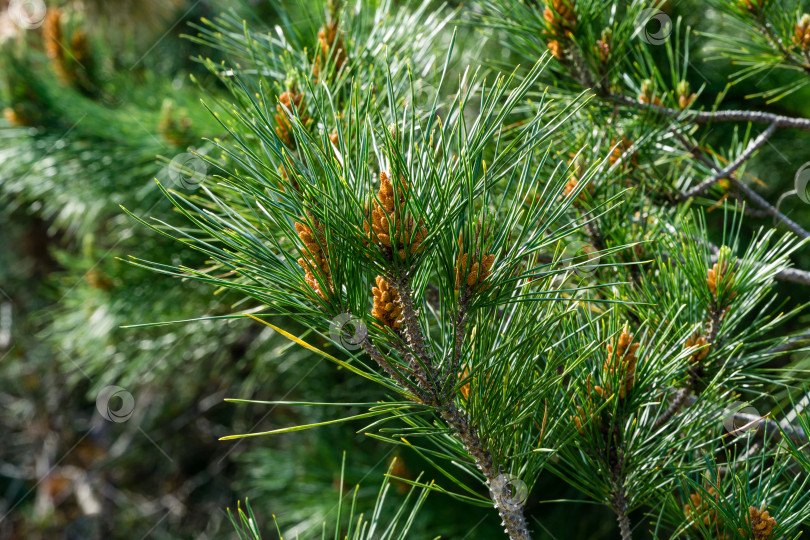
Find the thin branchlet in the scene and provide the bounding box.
[364,180,530,537]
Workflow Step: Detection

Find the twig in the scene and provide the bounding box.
[393,276,440,394]
[680,393,807,443]
[614,95,810,131]
[360,338,430,404]
[388,273,532,539]
[655,294,725,428]
[729,177,810,239]
[611,478,632,540]
[679,124,777,200]
[654,387,691,429]
[673,133,810,239]
[381,273,531,539]
[443,296,470,401]
[440,402,532,540]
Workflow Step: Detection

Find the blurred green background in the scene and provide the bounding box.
[0,1,808,539]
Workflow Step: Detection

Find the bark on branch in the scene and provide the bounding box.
[679,124,777,200]
[673,133,810,240]
[390,274,533,540]
[614,95,810,131]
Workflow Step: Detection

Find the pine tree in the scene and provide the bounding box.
[124,0,810,538]
[5,0,810,538]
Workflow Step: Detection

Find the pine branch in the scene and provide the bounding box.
[611,482,632,540]
[679,393,807,444]
[654,387,691,430]
[443,294,470,401]
[730,177,810,239]
[439,403,532,540]
[360,337,429,403]
[613,95,810,131]
[679,124,777,200]
[673,133,810,239]
[391,274,440,402]
[391,274,531,539]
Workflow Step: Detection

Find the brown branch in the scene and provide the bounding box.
[680,393,808,444]
[729,177,810,239]
[655,328,810,443]
[391,275,440,397]
[655,390,807,444]
[613,95,810,131]
[653,387,691,429]
[440,402,531,540]
[611,482,632,540]
[443,296,470,401]
[655,294,724,428]
[360,338,430,404]
[386,274,531,539]
[673,132,810,239]
[679,124,777,200]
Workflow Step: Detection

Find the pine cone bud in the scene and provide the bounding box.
[638,79,662,107]
[563,178,580,198]
[295,221,332,300]
[43,9,71,85]
[739,0,768,14]
[544,0,577,35]
[548,40,564,60]
[594,29,611,63]
[43,9,64,62]
[455,233,496,293]
[603,327,640,399]
[684,488,721,532]
[794,14,810,50]
[3,106,28,127]
[275,90,309,148]
[459,366,470,400]
[685,333,709,364]
[313,21,346,82]
[608,138,636,169]
[677,80,697,109]
[740,506,776,539]
[371,276,404,329]
[706,260,737,301]
[366,172,427,260]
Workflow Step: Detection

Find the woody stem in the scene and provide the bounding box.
[443,294,469,400]
[391,275,439,398]
[388,275,531,539]
[612,483,632,540]
[440,401,532,540]
[656,300,724,427]
[360,338,429,403]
